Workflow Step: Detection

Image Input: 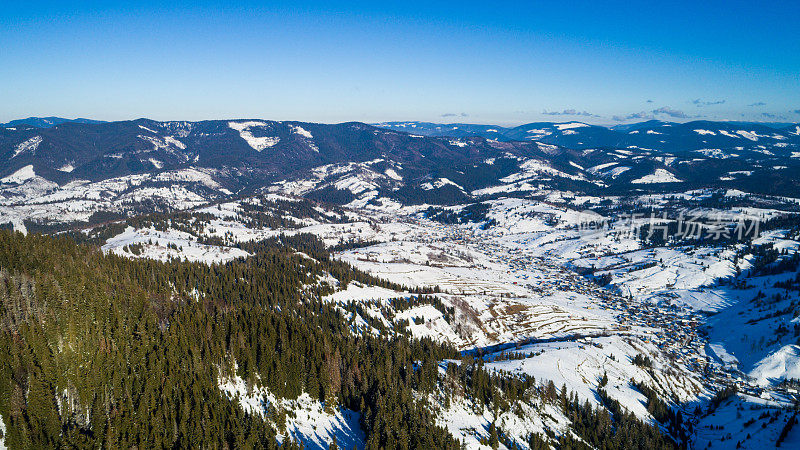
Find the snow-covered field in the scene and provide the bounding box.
[315,195,800,447]
[102,226,251,264]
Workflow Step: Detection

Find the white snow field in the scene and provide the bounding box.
[631,168,683,184]
[1,165,36,183]
[12,136,42,158]
[228,121,280,151]
[102,226,250,264]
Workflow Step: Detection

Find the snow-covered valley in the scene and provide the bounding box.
[21,184,795,448]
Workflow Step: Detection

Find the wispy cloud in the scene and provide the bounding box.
[613,107,699,122]
[691,98,725,107]
[542,108,598,117]
[651,106,690,119]
[441,112,469,118]
[748,102,766,107]
[761,112,787,120]
[612,112,652,122]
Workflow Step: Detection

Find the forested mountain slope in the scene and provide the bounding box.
[0,230,674,448]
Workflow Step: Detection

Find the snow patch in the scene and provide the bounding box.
[736,130,760,141]
[750,345,800,387]
[138,124,158,134]
[631,169,682,184]
[1,165,36,184]
[103,226,250,264]
[448,139,468,147]
[12,136,42,158]
[290,124,313,139]
[228,121,280,151]
[709,343,739,367]
[384,168,402,181]
[219,374,365,449]
[569,161,584,170]
[555,122,588,130]
[420,178,464,191]
[695,149,731,159]
[164,136,186,150]
[502,159,585,183]
[324,281,405,303]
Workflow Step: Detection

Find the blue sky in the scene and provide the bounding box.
[2,1,798,125]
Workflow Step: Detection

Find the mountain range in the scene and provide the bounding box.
[2,117,800,225]
[374,119,800,151]
[2,116,106,128]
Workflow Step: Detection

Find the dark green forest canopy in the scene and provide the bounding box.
[0,230,460,448]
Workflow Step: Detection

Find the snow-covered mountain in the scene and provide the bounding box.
[376,119,800,153]
[3,118,800,223]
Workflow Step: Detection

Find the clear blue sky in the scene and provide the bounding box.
[2,1,798,125]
